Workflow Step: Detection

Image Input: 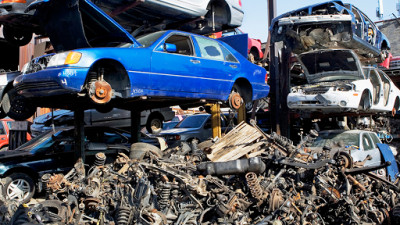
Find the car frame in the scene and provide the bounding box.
[14,29,269,117]
[270,0,390,62]
[287,49,400,114]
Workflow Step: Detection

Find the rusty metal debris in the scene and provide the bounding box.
[1,121,399,224]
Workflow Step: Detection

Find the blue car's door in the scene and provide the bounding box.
[192,36,238,95]
[150,33,201,93]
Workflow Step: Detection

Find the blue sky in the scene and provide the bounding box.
[240,0,400,42]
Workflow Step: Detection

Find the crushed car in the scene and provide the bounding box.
[270,0,390,62]
[13,29,269,118]
[287,49,400,114]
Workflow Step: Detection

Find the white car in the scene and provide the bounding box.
[287,49,400,114]
[95,0,244,35]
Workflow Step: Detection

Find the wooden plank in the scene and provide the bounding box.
[207,122,265,162]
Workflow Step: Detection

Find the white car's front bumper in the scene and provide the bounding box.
[287,91,361,111]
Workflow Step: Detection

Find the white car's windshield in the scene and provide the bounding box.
[300,50,364,83]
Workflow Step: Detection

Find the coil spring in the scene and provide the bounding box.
[94,152,106,166]
[271,132,294,148]
[41,173,51,194]
[159,183,171,210]
[246,172,263,201]
[117,206,132,225]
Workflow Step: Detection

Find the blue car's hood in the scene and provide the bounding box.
[27,0,139,52]
[0,150,32,162]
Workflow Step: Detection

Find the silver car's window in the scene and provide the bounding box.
[194,36,225,61]
[362,133,374,150]
[311,132,359,147]
[369,133,381,147]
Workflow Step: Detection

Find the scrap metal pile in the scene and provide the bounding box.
[2,122,400,225]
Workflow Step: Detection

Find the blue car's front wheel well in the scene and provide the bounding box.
[86,59,131,98]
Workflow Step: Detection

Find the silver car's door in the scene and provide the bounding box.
[360,132,381,167]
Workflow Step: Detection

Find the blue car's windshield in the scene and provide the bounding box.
[135,31,167,47]
[176,115,209,128]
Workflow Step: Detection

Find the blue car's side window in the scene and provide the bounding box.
[163,35,194,56]
[220,44,239,63]
[194,36,224,61]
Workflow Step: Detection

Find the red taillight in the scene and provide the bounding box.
[1,0,26,3]
[238,0,242,6]
[175,135,181,140]
[265,71,269,84]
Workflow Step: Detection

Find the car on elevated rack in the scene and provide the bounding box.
[270,0,390,62]
[0,126,165,203]
[13,29,269,118]
[30,107,174,136]
[287,49,400,114]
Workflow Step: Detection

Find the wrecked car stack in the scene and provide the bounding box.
[1,122,399,224]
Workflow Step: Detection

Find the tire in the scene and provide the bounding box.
[2,89,36,121]
[3,26,33,46]
[358,91,371,111]
[3,173,35,204]
[146,114,163,134]
[129,142,163,160]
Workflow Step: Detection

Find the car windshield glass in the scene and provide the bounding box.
[135,31,167,47]
[16,130,63,153]
[175,115,209,128]
[311,132,359,148]
[300,51,363,83]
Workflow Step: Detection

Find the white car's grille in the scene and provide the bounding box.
[303,87,329,95]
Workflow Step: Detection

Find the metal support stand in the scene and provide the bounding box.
[237,104,246,124]
[130,110,141,143]
[74,108,85,163]
[211,104,221,139]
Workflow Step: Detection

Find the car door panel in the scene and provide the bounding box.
[151,34,199,93]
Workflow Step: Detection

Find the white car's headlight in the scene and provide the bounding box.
[47,51,82,67]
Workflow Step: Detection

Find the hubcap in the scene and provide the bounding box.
[7,179,30,202]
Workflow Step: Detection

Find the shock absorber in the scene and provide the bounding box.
[94,152,106,167]
[117,206,132,225]
[246,172,264,202]
[41,173,51,196]
[158,183,171,210]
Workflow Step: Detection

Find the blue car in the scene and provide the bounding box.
[270,0,390,62]
[14,28,269,116]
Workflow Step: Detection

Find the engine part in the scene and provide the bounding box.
[197,157,266,175]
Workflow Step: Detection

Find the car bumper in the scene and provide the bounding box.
[14,67,89,98]
[252,83,270,101]
[287,91,361,111]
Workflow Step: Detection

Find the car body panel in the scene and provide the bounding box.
[377,143,399,182]
[287,49,400,113]
[14,30,269,110]
[269,0,390,61]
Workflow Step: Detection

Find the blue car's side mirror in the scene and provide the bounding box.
[156,43,177,53]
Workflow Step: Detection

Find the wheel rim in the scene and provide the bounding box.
[7,179,30,201]
[229,92,243,110]
[150,119,162,132]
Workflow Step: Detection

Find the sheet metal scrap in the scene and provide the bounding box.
[2,122,399,225]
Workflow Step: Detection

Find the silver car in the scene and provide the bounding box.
[310,130,385,168]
